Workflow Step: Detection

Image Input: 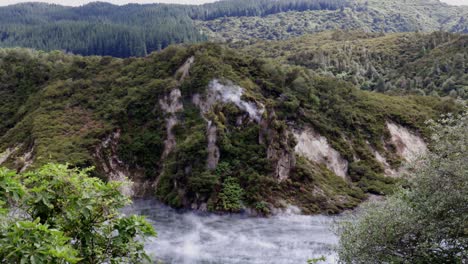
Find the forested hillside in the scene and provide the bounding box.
[0,45,460,214]
[0,0,466,57]
[0,2,205,57]
[199,0,468,41]
[0,0,347,57]
[237,31,468,98]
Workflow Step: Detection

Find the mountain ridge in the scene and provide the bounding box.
[0,0,466,57]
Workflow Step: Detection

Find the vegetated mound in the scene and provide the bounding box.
[0,44,460,214]
[237,31,468,98]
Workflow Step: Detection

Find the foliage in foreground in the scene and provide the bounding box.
[0,163,156,263]
[336,111,468,263]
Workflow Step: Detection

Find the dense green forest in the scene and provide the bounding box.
[0,45,460,215]
[0,0,466,57]
[200,0,468,41]
[238,31,468,98]
[0,0,347,57]
[0,2,205,57]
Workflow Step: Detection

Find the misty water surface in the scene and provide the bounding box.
[124,199,338,264]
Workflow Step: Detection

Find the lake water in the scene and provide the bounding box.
[124,199,338,264]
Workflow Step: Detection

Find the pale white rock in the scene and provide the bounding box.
[19,147,34,173]
[95,130,134,197]
[159,89,183,158]
[176,56,194,83]
[293,128,348,178]
[386,122,427,162]
[373,150,398,177]
[0,147,15,165]
[206,121,220,170]
[266,146,295,181]
[159,89,183,115]
[193,79,266,170]
[158,57,195,159]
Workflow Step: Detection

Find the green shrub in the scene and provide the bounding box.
[336,112,468,263]
[0,163,156,263]
[217,177,244,212]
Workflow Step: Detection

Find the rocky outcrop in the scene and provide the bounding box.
[259,110,296,181]
[373,149,398,177]
[94,130,134,196]
[193,78,266,170]
[0,144,35,172]
[18,146,34,173]
[206,121,220,170]
[386,122,427,162]
[0,145,20,165]
[208,79,264,122]
[159,88,183,159]
[159,56,195,159]
[192,91,221,170]
[176,56,194,83]
[269,148,295,181]
[293,128,348,178]
[95,130,155,197]
[368,123,428,177]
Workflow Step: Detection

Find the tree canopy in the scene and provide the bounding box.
[0,163,156,263]
[336,111,468,263]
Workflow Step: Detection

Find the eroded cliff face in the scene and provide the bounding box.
[207,79,264,122]
[0,145,19,165]
[192,79,266,171]
[0,143,35,173]
[18,146,34,173]
[159,56,194,159]
[192,89,220,170]
[159,89,183,158]
[94,130,135,197]
[91,73,430,215]
[386,122,427,162]
[293,128,348,178]
[368,122,428,177]
[259,109,296,181]
[373,149,398,177]
[206,121,220,170]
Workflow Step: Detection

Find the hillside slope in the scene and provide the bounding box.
[0,0,466,57]
[0,45,460,214]
[199,0,468,42]
[0,0,347,57]
[237,31,468,98]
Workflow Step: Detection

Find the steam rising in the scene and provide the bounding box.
[209,79,264,122]
[124,200,338,264]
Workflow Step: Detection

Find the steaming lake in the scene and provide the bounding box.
[124,199,339,264]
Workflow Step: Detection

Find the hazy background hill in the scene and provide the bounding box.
[0,0,466,57]
[236,31,467,98]
[200,0,468,41]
